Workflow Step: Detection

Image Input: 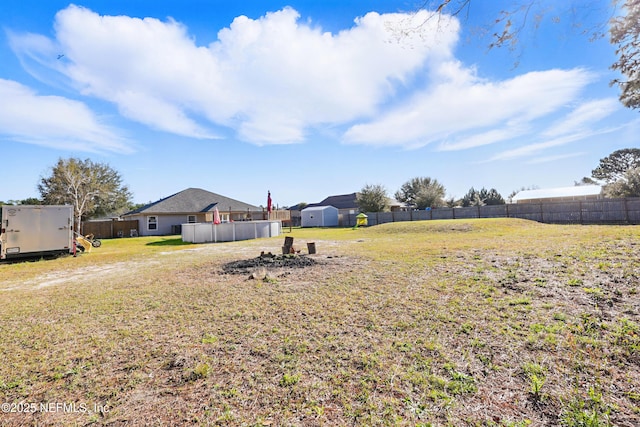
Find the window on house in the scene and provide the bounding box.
[187,215,197,223]
[147,216,157,230]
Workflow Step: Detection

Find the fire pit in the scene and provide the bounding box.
[222,252,317,275]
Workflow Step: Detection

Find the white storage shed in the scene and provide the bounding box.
[301,206,339,227]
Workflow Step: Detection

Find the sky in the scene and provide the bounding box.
[0,0,638,208]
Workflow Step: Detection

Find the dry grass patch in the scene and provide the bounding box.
[0,219,638,426]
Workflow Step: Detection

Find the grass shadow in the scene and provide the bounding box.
[145,237,192,247]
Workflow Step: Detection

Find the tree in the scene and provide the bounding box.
[445,195,460,208]
[461,187,505,207]
[38,158,132,232]
[1,198,42,205]
[610,0,640,110]
[395,177,446,209]
[482,188,506,205]
[461,187,485,207]
[357,184,388,212]
[575,177,599,186]
[19,197,44,205]
[603,166,640,197]
[508,185,538,203]
[128,202,150,212]
[426,0,640,110]
[591,148,640,182]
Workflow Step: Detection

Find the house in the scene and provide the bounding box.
[388,199,410,212]
[301,205,339,227]
[511,185,603,204]
[296,192,408,226]
[122,188,260,236]
[307,193,360,215]
[287,193,359,227]
[307,192,407,213]
[316,193,359,211]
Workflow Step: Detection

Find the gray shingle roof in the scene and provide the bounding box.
[307,193,359,210]
[124,188,260,215]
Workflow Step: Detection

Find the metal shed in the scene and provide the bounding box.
[512,185,602,203]
[301,206,339,227]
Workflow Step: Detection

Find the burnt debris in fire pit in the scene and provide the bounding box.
[222,252,317,275]
[222,237,319,276]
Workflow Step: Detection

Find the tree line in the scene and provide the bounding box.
[1,148,639,223]
[356,148,640,212]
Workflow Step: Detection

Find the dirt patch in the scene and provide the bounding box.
[0,261,160,291]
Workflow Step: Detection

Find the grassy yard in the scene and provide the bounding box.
[0,218,638,426]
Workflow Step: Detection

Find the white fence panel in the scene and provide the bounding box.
[181,220,281,243]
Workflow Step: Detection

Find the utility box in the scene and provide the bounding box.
[301,206,339,227]
[1,205,74,260]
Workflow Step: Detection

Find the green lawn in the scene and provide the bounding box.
[1,219,638,426]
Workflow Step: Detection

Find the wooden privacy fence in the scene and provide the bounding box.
[343,197,640,227]
[82,220,139,239]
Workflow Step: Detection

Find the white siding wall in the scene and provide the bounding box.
[128,214,208,236]
[181,220,281,243]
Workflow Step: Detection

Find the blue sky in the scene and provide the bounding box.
[1,0,638,207]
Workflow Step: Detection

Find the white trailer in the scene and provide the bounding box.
[0,205,74,260]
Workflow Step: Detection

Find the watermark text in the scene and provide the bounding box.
[1,401,109,414]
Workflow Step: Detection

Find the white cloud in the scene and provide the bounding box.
[489,126,621,162]
[0,79,131,153]
[438,96,619,154]
[112,91,216,138]
[489,133,591,161]
[6,5,618,152]
[526,152,587,164]
[9,5,459,145]
[486,98,621,162]
[542,98,619,137]
[344,66,596,148]
[438,127,526,151]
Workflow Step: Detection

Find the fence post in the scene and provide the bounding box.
[625,198,630,224]
[579,201,583,224]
